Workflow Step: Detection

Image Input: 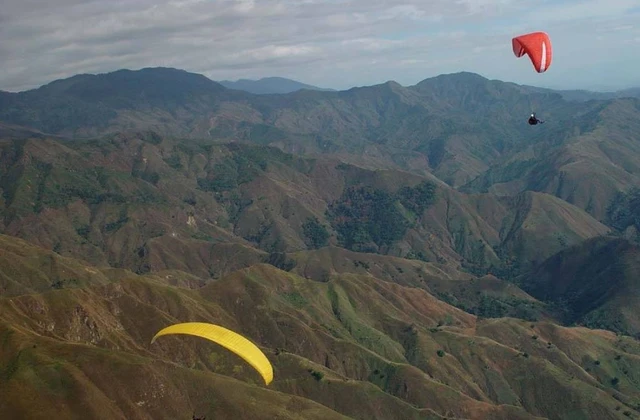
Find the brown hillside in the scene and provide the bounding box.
[2,253,639,419]
[3,67,640,420]
[0,234,113,297]
[521,236,640,337]
[0,133,610,284]
[463,99,640,220]
[411,188,610,273]
[3,68,629,194]
[289,246,550,322]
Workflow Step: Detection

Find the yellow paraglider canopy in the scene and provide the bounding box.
[151,322,273,385]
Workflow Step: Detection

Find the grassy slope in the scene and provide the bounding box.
[1,69,640,419]
[2,68,632,195]
[0,134,610,282]
[462,99,640,220]
[3,69,640,224]
[521,236,640,337]
[1,238,639,419]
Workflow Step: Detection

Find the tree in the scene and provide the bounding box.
[302,217,330,248]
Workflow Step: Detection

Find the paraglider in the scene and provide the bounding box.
[512,31,552,125]
[151,322,274,385]
[512,31,552,73]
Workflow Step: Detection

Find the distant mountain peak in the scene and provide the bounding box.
[218,76,335,94]
[413,71,490,87]
[20,67,227,97]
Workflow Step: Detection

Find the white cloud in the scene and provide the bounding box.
[0,0,638,92]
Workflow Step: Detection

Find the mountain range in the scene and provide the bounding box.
[1,66,640,419]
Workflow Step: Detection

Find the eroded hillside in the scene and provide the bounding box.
[2,239,640,419]
[0,134,609,281]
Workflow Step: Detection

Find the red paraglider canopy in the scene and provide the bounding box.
[512,32,552,73]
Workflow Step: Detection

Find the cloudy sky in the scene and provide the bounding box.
[1,0,639,92]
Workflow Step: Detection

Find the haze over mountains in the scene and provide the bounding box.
[2,66,640,420]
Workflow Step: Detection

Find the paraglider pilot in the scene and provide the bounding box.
[528,113,544,125]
